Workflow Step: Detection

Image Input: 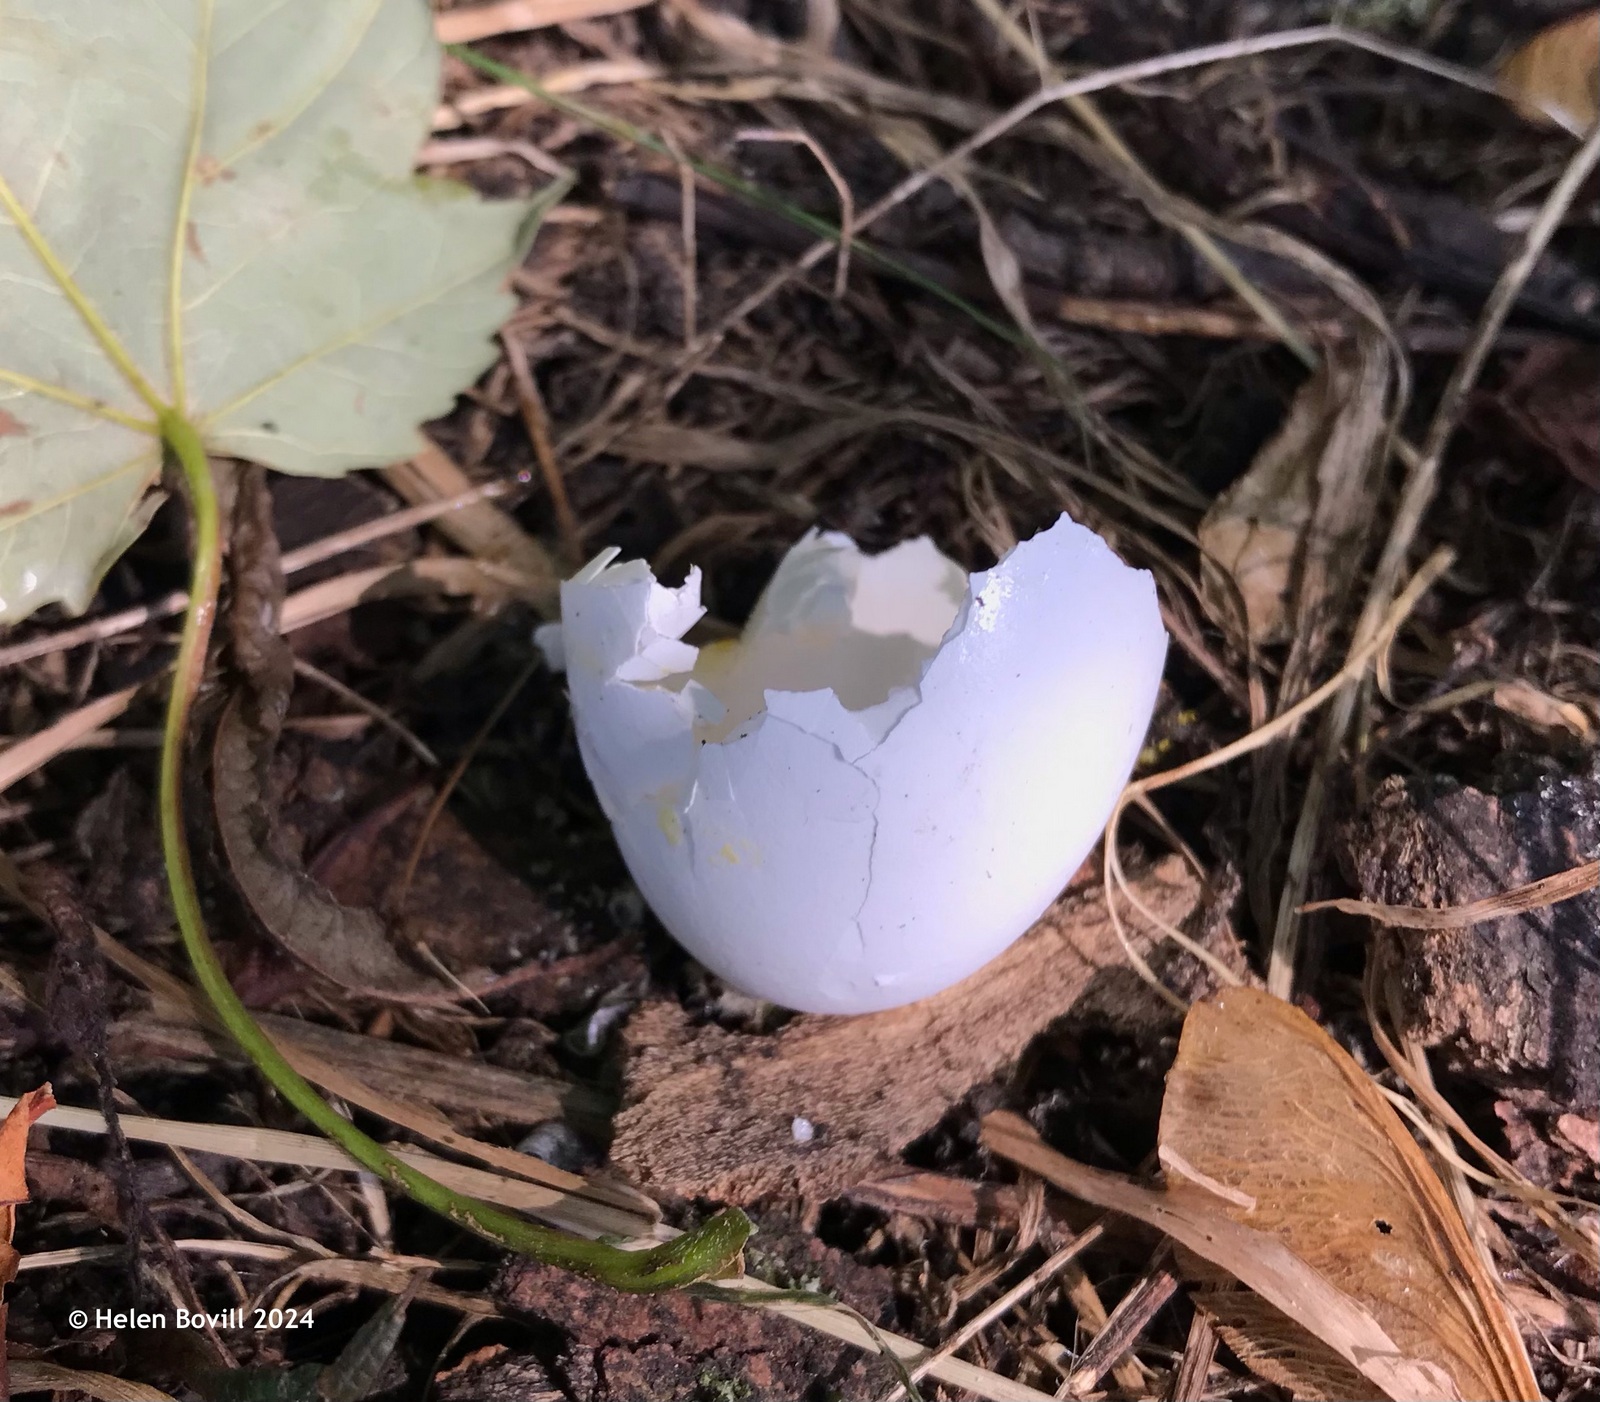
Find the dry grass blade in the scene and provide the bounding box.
[6,1361,175,1401]
[433,62,660,130]
[878,1230,1103,1402]
[0,477,521,671]
[728,1277,1059,1402]
[502,330,583,563]
[1102,547,1454,1008]
[393,653,542,915]
[291,658,439,766]
[277,478,516,573]
[381,441,559,606]
[15,1240,304,1271]
[1362,959,1597,1258]
[0,686,140,795]
[253,1254,507,1319]
[279,558,549,633]
[1307,858,1599,928]
[962,0,1314,365]
[2,1094,662,1244]
[434,0,650,44]
[0,496,542,801]
[91,928,650,1218]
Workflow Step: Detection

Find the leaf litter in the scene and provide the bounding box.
[3,0,1598,1397]
[212,466,443,999]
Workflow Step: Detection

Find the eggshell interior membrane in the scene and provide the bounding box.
[549,513,1168,1014]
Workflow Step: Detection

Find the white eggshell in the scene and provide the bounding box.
[547,513,1167,1014]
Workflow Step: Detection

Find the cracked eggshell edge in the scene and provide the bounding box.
[547,513,1167,1014]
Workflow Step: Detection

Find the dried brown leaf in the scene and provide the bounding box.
[981,1111,1460,1401]
[1161,987,1540,1401]
[1500,11,1600,132]
[213,469,439,999]
[1199,338,1391,652]
[1,1086,54,1219]
[2,1085,55,1300]
[1192,1289,1372,1401]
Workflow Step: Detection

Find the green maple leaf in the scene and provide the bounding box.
[0,0,552,621]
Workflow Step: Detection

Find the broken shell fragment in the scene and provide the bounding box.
[539,514,1167,1014]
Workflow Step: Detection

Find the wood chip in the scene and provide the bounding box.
[1348,767,1600,1101]
[611,857,1208,1203]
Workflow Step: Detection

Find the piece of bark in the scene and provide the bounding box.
[1346,765,1600,1104]
[611,856,1212,1204]
[434,1346,565,1402]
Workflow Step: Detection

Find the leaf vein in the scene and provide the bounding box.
[199,234,511,425]
[212,0,389,176]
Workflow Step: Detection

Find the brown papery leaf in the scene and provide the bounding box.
[1500,10,1599,132]
[213,468,440,999]
[2,1084,56,1297]
[0,1085,54,1215]
[1198,336,1390,652]
[1162,987,1540,1401]
[981,1111,1459,1401]
[1191,1289,1371,1401]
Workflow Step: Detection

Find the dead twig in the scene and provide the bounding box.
[501,330,584,563]
[1058,1244,1179,1396]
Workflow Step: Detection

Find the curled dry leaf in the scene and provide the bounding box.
[2,1083,56,1367]
[1198,339,1391,649]
[1190,1289,1370,1401]
[1200,339,1393,652]
[0,1086,55,1217]
[1499,10,1600,133]
[213,470,441,999]
[1164,988,1540,1401]
[982,1111,1459,1401]
[984,986,1542,1400]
